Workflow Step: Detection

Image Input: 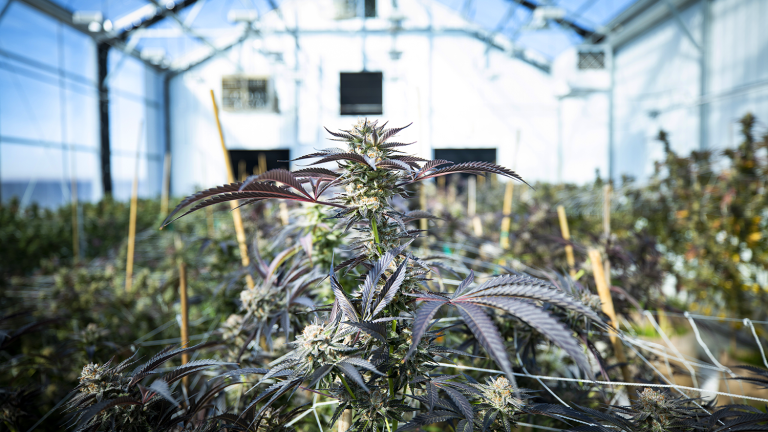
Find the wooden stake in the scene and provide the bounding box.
[468,176,482,236]
[279,202,289,225]
[500,130,522,248]
[161,153,171,217]
[71,175,79,262]
[125,121,143,293]
[258,152,267,175]
[603,184,612,288]
[339,410,352,432]
[556,205,576,277]
[238,159,247,182]
[589,249,632,389]
[499,181,514,249]
[174,235,190,388]
[206,206,215,237]
[179,262,189,373]
[420,183,428,232]
[210,89,255,290]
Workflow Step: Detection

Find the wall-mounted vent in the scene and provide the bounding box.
[577,50,606,70]
[229,150,290,181]
[221,75,278,112]
[340,72,382,115]
[433,148,497,179]
[334,0,376,20]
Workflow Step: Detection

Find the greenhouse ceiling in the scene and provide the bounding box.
[14,0,637,74]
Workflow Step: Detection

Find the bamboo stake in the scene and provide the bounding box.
[71,175,79,262]
[603,184,612,288]
[160,153,171,217]
[206,206,215,237]
[172,234,190,388]
[338,410,352,432]
[125,121,143,293]
[258,152,267,175]
[499,181,514,249]
[279,202,289,225]
[179,262,190,377]
[589,249,632,390]
[210,90,255,290]
[420,183,428,232]
[556,205,576,277]
[238,159,247,182]
[500,129,522,248]
[468,176,482,236]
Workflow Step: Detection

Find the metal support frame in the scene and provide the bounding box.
[16,0,165,72]
[146,0,223,57]
[662,0,701,52]
[97,42,112,196]
[0,0,13,23]
[698,0,709,150]
[163,73,172,197]
[115,0,199,42]
[510,0,597,39]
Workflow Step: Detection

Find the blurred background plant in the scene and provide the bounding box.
[2,114,768,431]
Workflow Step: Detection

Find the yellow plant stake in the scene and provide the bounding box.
[500,129,521,249]
[125,121,143,292]
[174,236,190,387]
[71,175,79,262]
[499,181,514,249]
[160,153,171,217]
[556,205,576,277]
[468,176,482,236]
[258,152,267,175]
[420,183,428,232]
[589,249,632,392]
[602,184,612,288]
[210,90,255,290]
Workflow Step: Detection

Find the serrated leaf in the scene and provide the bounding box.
[149,379,178,406]
[343,321,388,344]
[338,357,386,375]
[336,361,369,393]
[453,303,515,383]
[395,410,463,431]
[441,385,474,421]
[331,275,359,323]
[371,257,408,318]
[404,301,447,362]
[240,169,312,199]
[452,270,475,299]
[467,297,591,376]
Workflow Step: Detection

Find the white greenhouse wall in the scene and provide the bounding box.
[612,1,702,182]
[606,0,768,182]
[169,0,562,196]
[706,0,768,149]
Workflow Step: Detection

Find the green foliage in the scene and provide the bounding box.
[0,196,162,280]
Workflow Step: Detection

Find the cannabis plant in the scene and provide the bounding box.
[164,119,605,431]
[63,344,233,431]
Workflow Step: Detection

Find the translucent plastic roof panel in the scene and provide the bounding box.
[46,0,638,72]
[436,0,637,60]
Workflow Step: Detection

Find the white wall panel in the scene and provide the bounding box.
[612,1,702,182]
[706,0,768,149]
[169,0,562,196]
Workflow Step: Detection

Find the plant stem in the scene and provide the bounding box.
[388,318,398,431]
[340,375,356,400]
[370,217,383,255]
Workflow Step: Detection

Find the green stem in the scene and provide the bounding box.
[388,318,398,431]
[370,217,383,255]
[340,375,356,400]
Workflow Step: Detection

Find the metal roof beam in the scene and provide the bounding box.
[15,0,166,72]
[510,0,597,39]
[115,0,199,41]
